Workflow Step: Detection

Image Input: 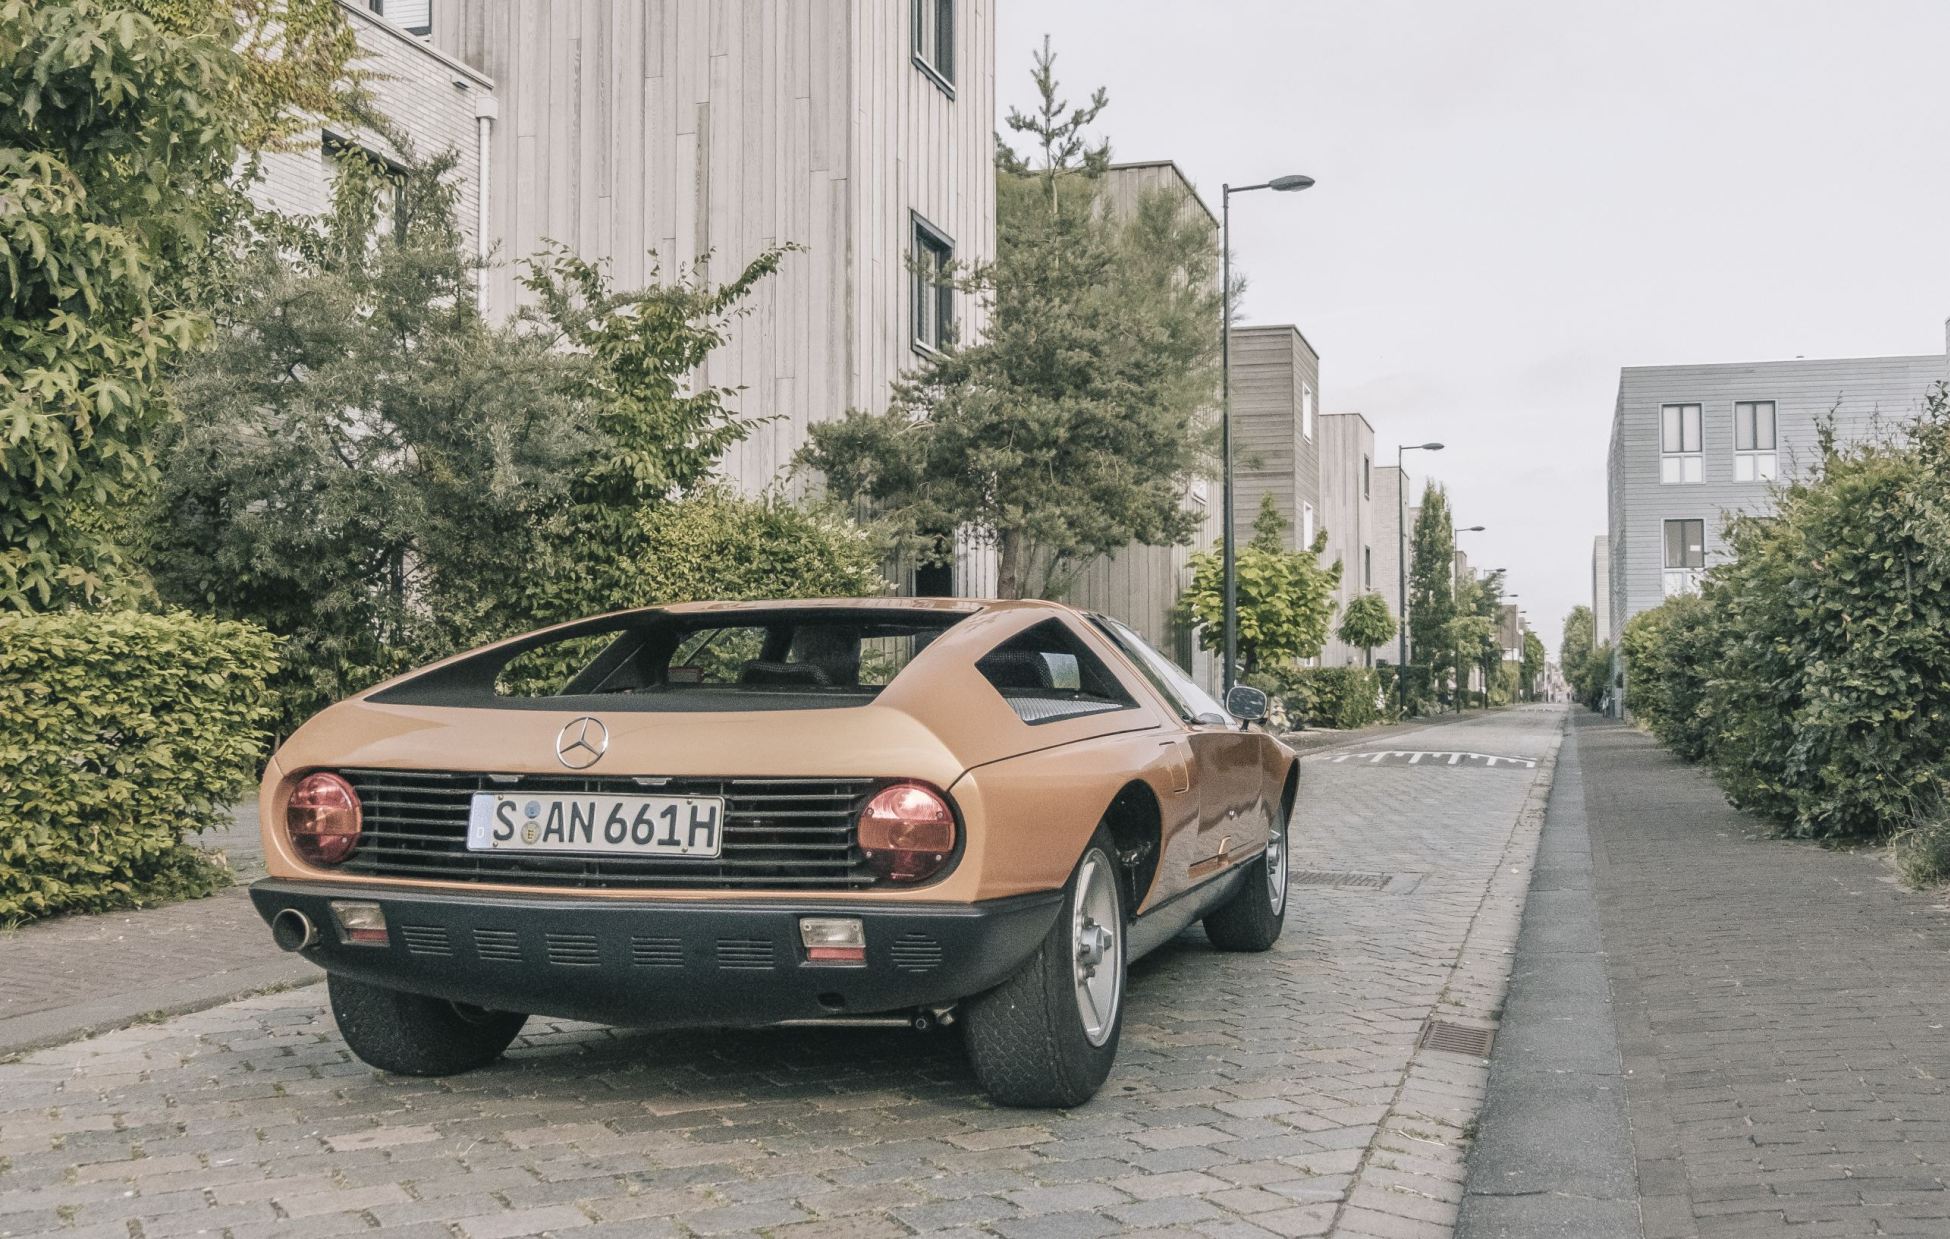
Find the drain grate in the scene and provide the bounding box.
[1422,1019,1495,1057]
[1291,869,1394,890]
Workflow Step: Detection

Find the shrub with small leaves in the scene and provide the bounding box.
[0,610,278,921]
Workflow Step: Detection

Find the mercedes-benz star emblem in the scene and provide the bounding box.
[555,716,608,770]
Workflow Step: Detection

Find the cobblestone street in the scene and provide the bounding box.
[0,708,1565,1239]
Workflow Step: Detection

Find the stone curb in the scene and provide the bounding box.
[0,956,320,1061]
[1328,707,1567,1237]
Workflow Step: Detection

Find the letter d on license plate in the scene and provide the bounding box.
[466,793,725,858]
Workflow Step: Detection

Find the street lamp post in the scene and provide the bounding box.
[1221,173,1313,692]
[1395,442,1443,714]
[1452,527,1486,712]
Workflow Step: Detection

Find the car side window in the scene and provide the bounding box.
[1092,617,1232,726]
[976,619,1135,725]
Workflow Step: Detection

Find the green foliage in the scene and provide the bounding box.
[1572,640,1613,711]
[803,38,1221,599]
[1687,399,1950,839]
[516,243,790,621]
[631,487,890,604]
[1283,666,1383,730]
[1405,484,1456,706]
[0,609,277,921]
[1521,630,1546,699]
[1619,593,1717,760]
[0,0,246,609]
[1183,497,1341,680]
[1561,604,1595,670]
[147,147,590,734]
[1336,592,1397,666]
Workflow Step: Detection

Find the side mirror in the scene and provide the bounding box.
[1224,684,1269,724]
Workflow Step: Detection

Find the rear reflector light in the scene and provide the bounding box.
[330,900,388,946]
[857,784,956,883]
[800,917,866,965]
[287,772,362,866]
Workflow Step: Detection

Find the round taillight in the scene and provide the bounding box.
[287,772,362,867]
[858,783,957,883]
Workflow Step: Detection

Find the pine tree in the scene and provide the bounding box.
[802,38,1221,599]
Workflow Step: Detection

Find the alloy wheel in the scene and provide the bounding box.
[1071,851,1122,1047]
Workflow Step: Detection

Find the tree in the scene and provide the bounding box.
[1336,592,1397,667]
[1561,604,1595,671]
[1,0,246,609]
[1182,496,1340,680]
[631,487,889,604]
[1405,483,1457,704]
[515,241,789,624]
[147,146,591,731]
[802,38,1221,599]
[1520,629,1546,700]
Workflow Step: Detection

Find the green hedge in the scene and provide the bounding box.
[1261,665,1383,730]
[1620,400,1950,840]
[0,611,278,921]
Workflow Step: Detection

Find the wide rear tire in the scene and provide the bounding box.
[328,974,527,1077]
[963,827,1125,1108]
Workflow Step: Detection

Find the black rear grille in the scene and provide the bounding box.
[337,770,879,891]
[891,932,944,973]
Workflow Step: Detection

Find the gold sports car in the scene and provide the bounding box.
[252,598,1299,1107]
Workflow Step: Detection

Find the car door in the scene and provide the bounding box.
[1090,619,1265,880]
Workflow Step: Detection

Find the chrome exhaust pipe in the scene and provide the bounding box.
[271,908,318,952]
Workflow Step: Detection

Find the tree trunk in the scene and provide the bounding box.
[996,530,1026,599]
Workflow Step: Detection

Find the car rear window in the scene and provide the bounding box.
[975,619,1135,725]
[370,608,970,711]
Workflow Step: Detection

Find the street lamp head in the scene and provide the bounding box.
[1418,442,1445,451]
[1268,174,1315,192]
[1460,525,1486,532]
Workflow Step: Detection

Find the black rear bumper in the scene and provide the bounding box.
[249,879,1062,1027]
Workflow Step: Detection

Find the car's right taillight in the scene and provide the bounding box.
[287,772,362,866]
[857,783,957,883]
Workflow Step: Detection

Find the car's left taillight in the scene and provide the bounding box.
[858,783,957,883]
[287,772,362,866]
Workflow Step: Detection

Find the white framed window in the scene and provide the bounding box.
[1301,501,1316,548]
[368,0,430,36]
[1662,518,1705,597]
[1302,384,1315,440]
[1660,403,1703,484]
[911,0,954,94]
[1733,400,1777,482]
[1363,545,1372,587]
[910,213,954,354]
[1362,454,1371,498]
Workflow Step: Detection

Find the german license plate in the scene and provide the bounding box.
[465,793,725,858]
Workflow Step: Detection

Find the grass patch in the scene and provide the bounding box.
[1894,817,1950,890]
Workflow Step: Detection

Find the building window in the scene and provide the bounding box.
[1301,501,1316,548]
[1734,400,1777,482]
[911,214,954,354]
[1660,403,1702,483]
[1363,546,1372,587]
[1302,384,1315,440]
[1362,454,1371,498]
[1662,518,1705,597]
[323,134,407,239]
[911,0,954,93]
[367,0,431,36]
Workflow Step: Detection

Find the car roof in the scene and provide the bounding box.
[648,597,1074,617]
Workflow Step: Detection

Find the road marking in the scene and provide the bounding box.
[1322,750,1538,769]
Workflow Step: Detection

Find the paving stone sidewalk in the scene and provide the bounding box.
[1469,713,1950,1239]
[0,707,1565,1239]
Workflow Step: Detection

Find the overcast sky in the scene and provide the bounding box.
[996,0,1950,651]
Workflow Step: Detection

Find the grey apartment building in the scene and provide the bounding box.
[1604,344,1947,650]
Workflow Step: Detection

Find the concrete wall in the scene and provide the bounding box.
[1606,351,1945,639]
[1319,412,1377,666]
[251,3,493,257]
[428,0,997,506]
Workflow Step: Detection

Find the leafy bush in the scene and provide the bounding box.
[1893,805,1950,890]
[631,487,889,604]
[1571,640,1613,711]
[1259,666,1381,730]
[0,611,278,922]
[1620,593,1717,760]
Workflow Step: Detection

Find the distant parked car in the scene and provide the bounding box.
[251,598,1298,1107]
